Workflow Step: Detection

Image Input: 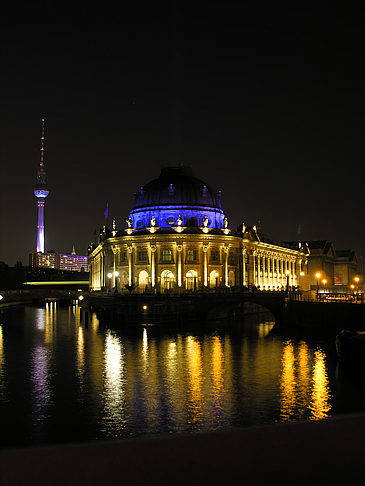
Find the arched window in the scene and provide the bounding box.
[138,270,149,291]
[210,270,219,288]
[185,270,198,290]
[161,270,175,291]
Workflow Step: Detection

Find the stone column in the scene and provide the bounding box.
[257,254,261,288]
[128,246,133,286]
[203,245,208,287]
[224,246,229,287]
[263,254,266,289]
[252,251,256,287]
[242,249,246,287]
[177,243,183,287]
[150,244,156,287]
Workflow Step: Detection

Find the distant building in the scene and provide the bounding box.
[305,241,359,290]
[29,249,89,272]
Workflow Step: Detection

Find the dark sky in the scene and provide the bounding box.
[1,3,364,266]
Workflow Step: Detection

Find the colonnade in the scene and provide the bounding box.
[90,241,304,292]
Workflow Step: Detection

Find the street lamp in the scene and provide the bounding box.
[214,271,219,288]
[315,272,321,301]
[322,279,327,299]
[354,276,360,302]
[285,270,290,292]
[107,272,113,292]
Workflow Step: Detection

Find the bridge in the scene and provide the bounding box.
[2,288,365,335]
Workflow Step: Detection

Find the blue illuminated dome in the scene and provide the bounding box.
[129,166,226,230]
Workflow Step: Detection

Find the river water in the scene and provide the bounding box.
[0,303,364,448]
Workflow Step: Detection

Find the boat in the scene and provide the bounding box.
[336,329,365,364]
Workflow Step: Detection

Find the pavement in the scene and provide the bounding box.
[1,413,364,485]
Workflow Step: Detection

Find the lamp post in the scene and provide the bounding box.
[107,272,113,292]
[214,271,219,288]
[350,284,355,302]
[354,276,360,303]
[285,270,290,294]
[322,279,327,300]
[315,273,321,301]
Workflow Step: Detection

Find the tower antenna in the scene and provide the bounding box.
[34,117,50,253]
[40,117,45,169]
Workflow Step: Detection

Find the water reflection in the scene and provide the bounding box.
[0,305,339,447]
[103,330,125,434]
[31,342,51,424]
[280,341,296,420]
[280,341,332,421]
[310,349,331,420]
[186,336,203,426]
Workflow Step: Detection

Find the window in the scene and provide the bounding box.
[228,253,236,265]
[186,249,198,263]
[137,249,148,263]
[210,249,220,264]
[161,249,173,263]
[120,251,127,264]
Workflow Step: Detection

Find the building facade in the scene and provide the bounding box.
[29,250,89,272]
[305,240,359,290]
[89,167,308,293]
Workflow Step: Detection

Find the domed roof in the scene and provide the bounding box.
[132,166,222,210]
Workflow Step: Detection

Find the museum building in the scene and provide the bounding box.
[88,166,308,293]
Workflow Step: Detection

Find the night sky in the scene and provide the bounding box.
[1,3,364,266]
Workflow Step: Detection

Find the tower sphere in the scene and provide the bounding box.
[129,166,225,229]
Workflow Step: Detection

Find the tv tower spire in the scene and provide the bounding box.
[34,118,49,253]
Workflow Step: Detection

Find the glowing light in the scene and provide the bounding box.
[142,305,148,310]
[23,281,89,286]
[300,272,305,276]
[354,277,360,283]
[315,273,321,279]
[107,272,113,279]
[0,295,3,301]
[104,331,124,427]
[285,270,290,276]
[114,271,119,277]
[78,295,84,301]
[310,349,331,420]
[280,340,296,421]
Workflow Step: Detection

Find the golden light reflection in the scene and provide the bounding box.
[44,302,56,345]
[186,336,203,424]
[296,341,310,417]
[257,321,275,338]
[211,336,223,399]
[280,341,332,422]
[77,326,85,380]
[103,330,125,428]
[310,349,332,420]
[280,340,296,421]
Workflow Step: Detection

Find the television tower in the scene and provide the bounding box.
[34,118,49,253]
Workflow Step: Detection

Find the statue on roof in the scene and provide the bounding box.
[223,217,228,229]
[177,215,183,226]
[203,216,209,227]
[126,217,132,228]
[150,216,156,227]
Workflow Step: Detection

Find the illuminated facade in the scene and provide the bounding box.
[29,250,89,272]
[89,167,308,292]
